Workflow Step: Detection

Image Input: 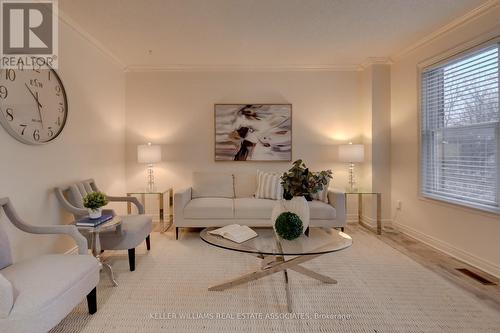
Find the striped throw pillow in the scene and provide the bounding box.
[255,171,283,200]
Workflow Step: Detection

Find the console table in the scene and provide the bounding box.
[345,192,382,235]
[126,188,173,233]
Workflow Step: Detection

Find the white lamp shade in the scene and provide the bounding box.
[137,144,162,164]
[338,144,364,163]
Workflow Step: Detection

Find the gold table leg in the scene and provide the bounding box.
[376,193,382,235]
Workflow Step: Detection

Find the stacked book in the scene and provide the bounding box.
[75,214,114,227]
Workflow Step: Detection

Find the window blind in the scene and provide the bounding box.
[421,43,500,212]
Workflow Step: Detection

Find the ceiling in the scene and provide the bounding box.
[59,0,489,69]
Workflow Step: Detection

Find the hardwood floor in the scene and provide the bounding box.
[349,223,500,312]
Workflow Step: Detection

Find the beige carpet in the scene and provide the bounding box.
[51,227,500,333]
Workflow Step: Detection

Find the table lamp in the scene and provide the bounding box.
[137,143,162,192]
[338,142,364,192]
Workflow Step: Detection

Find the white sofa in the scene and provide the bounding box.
[174,172,346,239]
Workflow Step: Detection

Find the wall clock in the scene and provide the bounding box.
[0,65,68,145]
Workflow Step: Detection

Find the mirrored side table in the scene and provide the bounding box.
[126,188,173,233]
[345,192,382,235]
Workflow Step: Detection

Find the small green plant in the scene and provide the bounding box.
[83,191,108,210]
[274,212,303,240]
[281,160,332,201]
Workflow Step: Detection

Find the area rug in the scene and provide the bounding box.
[51,227,500,333]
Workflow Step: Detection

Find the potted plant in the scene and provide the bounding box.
[271,160,332,236]
[83,191,109,219]
[281,159,332,201]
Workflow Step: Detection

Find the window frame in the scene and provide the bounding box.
[418,37,500,215]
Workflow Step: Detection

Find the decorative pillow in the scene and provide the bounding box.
[311,179,330,203]
[192,172,234,198]
[255,171,283,200]
[0,273,13,318]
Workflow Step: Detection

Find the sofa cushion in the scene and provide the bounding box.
[309,200,336,220]
[184,198,234,219]
[234,198,276,219]
[234,173,257,198]
[1,254,99,317]
[192,172,234,198]
[0,273,13,318]
[99,214,153,250]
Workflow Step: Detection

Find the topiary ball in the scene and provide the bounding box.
[274,212,303,240]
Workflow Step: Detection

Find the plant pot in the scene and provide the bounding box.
[88,208,102,219]
[271,196,310,235]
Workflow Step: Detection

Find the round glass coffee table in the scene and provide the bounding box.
[200,227,352,312]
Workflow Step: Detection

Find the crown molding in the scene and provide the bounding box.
[359,57,393,70]
[124,64,361,72]
[57,8,126,69]
[393,0,500,60]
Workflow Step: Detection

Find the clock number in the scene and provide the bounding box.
[5,69,15,81]
[33,129,40,142]
[5,108,13,121]
[48,71,51,81]
[19,124,27,135]
[0,86,7,99]
[56,117,61,126]
[55,85,61,96]
[58,105,64,113]
[48,127,54,137]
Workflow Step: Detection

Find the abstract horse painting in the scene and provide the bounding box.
[215,104,292,161]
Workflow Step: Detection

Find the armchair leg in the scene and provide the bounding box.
[176,227,179,240]
[341,227,345,232]
[146,235,151,251]
[87,287,97,314]
[128,248,135,271]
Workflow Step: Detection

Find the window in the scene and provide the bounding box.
[421,43,499,213]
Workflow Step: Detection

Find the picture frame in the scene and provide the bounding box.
[214,104,292,161]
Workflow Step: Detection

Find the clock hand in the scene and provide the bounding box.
[24,83,43,109]
[24,83,44,128]
[35,92,44,129]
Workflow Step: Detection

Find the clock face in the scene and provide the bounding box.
[0,66,68,145]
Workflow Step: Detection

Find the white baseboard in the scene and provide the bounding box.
[394,222,500,279]
[346,213,358,223]
[65,246,79,255]
[359,215,392,228]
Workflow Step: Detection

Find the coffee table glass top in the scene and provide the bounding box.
[200,227,352,256]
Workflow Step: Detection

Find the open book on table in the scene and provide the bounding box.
[208,224,258,243]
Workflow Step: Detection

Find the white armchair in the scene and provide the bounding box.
[55,179,153,271]
[0,197,100,333]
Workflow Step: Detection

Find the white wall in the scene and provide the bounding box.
[391,6,500,277]
[0,19,126,261]
[125,70,364,199]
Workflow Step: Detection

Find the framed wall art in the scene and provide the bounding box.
[214,104,292,161]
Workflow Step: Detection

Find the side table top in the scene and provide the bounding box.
[73,216,122,233]
[127,188,173,195]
